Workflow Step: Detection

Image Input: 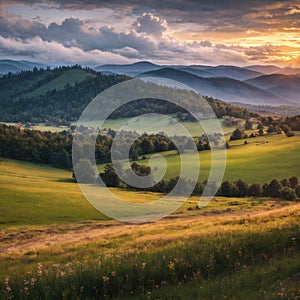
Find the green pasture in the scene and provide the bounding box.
[0,159,107,226]
[99,131,300,184]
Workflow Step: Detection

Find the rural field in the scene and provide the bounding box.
[1,110,300,299]
[99,130,300,184]
[0,149,300,299]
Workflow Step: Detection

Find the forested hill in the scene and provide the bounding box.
[0,66,129,125]
[0,66,252,125]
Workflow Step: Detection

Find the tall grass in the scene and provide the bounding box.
[1,216,299,299]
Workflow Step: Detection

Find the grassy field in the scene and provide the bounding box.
[1,124,299,299]
[5,114,241,135]
[0,159,108,226]
[100,131,300,184]
[0,194,299,298]
[77,114,243,137]
[3,123,67,133]
[0,159,299,299]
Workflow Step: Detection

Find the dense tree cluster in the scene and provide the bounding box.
[0,124,211,169]
[0,66,129,125]
[260,115,300,134]
[230,116,298,141]
[204,96,256,119]
[0,124,73,169]
[219,177,299,200]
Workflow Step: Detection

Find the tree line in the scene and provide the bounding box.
[0,124,211,169]
[98,160,300,201]
[259,115,300,132]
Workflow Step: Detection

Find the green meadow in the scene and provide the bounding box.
[99,131,300,184]
[0,159,108,226]
[0,125,299,299]
[77,114,243,136]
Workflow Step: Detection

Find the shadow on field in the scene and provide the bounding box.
[55,178,76,183]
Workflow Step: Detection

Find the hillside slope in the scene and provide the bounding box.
[139,68,286,105]
[0,66,129,124]
[246,74,300,104]
[22,69,96,99]
[96,61,161,77]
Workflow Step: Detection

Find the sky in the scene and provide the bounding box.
[0,0,300,67]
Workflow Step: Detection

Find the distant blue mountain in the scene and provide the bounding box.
[95,61,161,77]
[96,61,263,80]
[138,68,292,106]
[245,65,300,75]
[245,74,300,104]
[0,59,47,74]
[94,61,300,106]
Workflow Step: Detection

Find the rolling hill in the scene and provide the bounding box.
[22,69,96,99]
[0,66,129,124]
[245,74,300,104]
[95,61,300,106]
[194,65,262,80]
[245,64,300,75]
[1,60,300,107]
[95,61,161,77]
[139,68,287,105]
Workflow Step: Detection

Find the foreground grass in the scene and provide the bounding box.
[0,203,299,299]
[0,159,299,299]
[128,254,300,300]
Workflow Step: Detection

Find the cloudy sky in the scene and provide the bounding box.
[1,0,300,66]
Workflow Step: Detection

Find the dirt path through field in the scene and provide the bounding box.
[0,203,299,255]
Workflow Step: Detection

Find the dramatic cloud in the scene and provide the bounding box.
[134,13,167,37]
[0,0,299,66]
[0,36,132,65]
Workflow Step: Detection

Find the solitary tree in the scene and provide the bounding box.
[230,128,243,141]
[73,159,97,184]
[101,163,121,187]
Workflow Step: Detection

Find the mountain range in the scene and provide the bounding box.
[1,59,299,107]
[0,59,47,74]
[95,61,299,107]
